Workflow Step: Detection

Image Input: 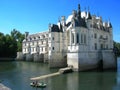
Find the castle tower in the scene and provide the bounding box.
[48,23,67,68]
[108,20,113,49]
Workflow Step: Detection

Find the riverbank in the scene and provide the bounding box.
[0,84,11,90]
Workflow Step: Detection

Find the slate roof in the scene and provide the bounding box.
[50,24,63,32]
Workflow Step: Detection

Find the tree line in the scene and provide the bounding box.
[0,29,24,58]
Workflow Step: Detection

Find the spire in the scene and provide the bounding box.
[78,4,80,10]
[87,6,92,19]
[77,4,81,19]
[108,19,112,28]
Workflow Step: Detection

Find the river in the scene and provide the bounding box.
[0,57,120,90]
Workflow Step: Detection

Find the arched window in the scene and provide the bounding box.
[72,33,74,43]
[84,34,86,44]
[77,33,79,44]
[81,34,83,43]
[95,43,97,50]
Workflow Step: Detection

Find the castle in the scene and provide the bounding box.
[18,4,116,71]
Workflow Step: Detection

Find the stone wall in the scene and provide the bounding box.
[33,53,44,62]
[16,52,25,60]
[102,50,117,69]
[26,53,33,61]
[67,50,116,71]
[67,52,79,71]
[49,52,67,68]
[67,51,99,71]
[44,53,48,63]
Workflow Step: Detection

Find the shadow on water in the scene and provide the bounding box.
[0,61,17,72]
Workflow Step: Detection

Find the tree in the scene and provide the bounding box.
[11,29,25,52]
[113,41,120,56]
[5,34,17,57]
[0,29,25,58]
[0,32,6,57]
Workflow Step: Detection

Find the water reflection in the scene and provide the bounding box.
[0,61,16,72]
[0,58,120,90]
[113,57,120,90]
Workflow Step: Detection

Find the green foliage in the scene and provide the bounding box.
[114,41,120,57]
[0,29,24,58]
[11,29,25,52]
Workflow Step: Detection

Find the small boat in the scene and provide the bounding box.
[30,82,47,88]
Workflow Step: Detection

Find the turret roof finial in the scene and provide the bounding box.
[77,4,81,19]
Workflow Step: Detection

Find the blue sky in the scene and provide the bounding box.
[0,0,120,42]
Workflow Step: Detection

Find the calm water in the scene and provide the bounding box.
[0,58,120,90]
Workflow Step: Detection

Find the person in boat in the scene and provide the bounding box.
[32,81,38,86]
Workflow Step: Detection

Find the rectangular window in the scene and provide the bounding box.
[101,44,103,49]
[52,37,54,40]
[72,33,74,43]
[84,34,86,44]
[77,33,79,44]
[45,48,47,51]
[94,33,97,39]
[52,47,54,50]
[81,34,83,43]
[95,43,97,50]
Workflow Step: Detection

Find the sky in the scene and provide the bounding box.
[0,0,120,42]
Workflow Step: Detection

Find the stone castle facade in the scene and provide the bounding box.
[17,4,116,71]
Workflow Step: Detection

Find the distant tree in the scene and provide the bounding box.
[4,34,17,57]
[113,41,120,57]
[0,29,25,58]
[0,32,5,57]
[11,29,25,52]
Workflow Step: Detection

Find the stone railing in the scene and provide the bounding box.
[68,45,79,52]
